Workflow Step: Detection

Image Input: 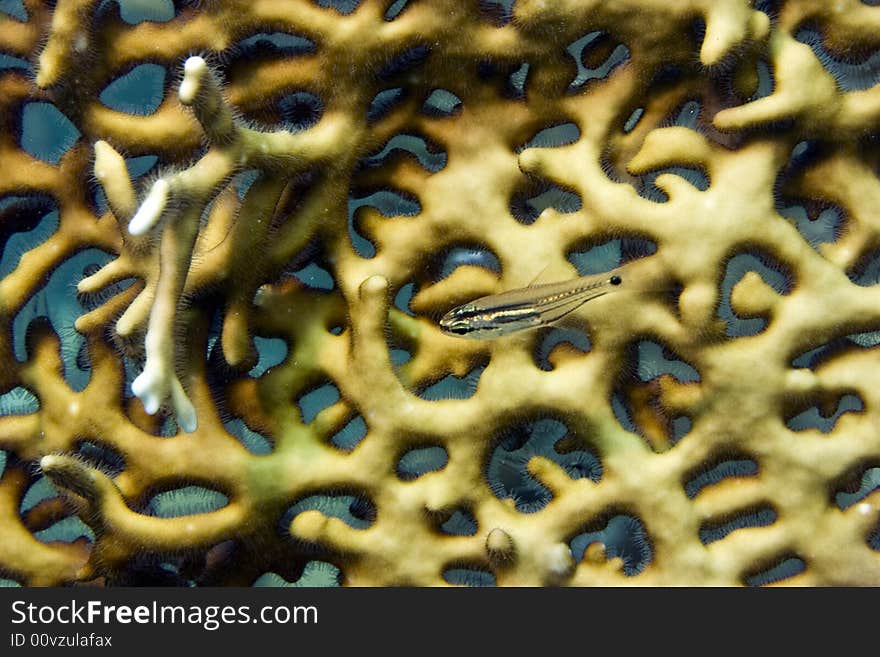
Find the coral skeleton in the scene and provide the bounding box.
[0,0,878,586]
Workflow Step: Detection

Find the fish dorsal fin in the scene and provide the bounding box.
[526,264,550,287]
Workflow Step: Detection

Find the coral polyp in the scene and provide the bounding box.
[0,0,879,586]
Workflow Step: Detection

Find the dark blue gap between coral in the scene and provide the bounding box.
[786,394,864,433]
[440,509,478,536]
[835,467,880,510]
[570,515,652,576]
[283,494,375,530]
[99,63,166,115]
[397,446,448,480]
[330,416,367,451]
[685,459,759,498]
[442,567,495,587]
[148,486,229,518]
[487,419,601,514]
[795,29,880,92]
[745,557,805,586]
[718,252,792,337]
[568,238,657,276]
[297,383,340,423]
[534,328,591,371]
[699,507,777,544]
[348,190,421,258]
[567,32,630,91]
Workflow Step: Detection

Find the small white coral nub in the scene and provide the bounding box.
[543,542,575,580]
[128,178,170,236]
[179,56,207,105]
[131,361,198,433]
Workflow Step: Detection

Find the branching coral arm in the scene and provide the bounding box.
[103,52,356,432]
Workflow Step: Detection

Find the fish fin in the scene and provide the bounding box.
[526,264,550,287]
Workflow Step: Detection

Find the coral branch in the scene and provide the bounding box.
[2,0,879,587]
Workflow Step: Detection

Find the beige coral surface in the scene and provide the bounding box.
[0,0,879,586]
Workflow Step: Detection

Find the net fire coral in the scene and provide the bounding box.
[0,0,878,586]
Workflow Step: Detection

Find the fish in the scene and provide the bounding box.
[439,269,625,339]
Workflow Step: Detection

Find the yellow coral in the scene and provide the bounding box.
[0,0,878,586]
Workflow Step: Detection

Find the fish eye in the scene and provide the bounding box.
[610,275,622,286]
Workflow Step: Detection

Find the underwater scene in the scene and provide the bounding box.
[0,0,879,586]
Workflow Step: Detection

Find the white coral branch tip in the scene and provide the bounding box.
[179,56,207,105]
[129,179,170,236]
[131,363,198,433]
[543,543,575,578]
